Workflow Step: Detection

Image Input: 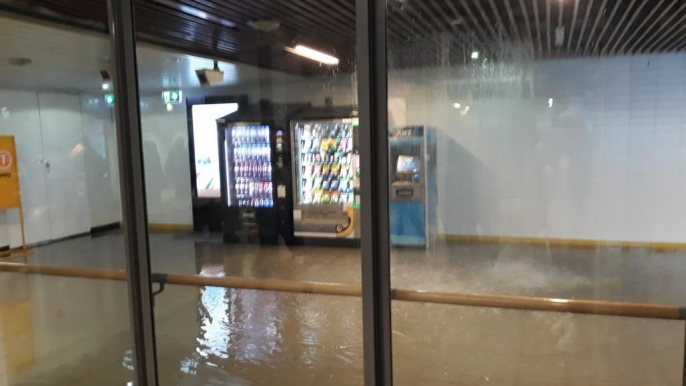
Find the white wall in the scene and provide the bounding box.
[8,53,683,244]
[0,75,347,241]
[0,90,121,247]
[0,90,53,247]
[80,95,121,228]
[37,93,91,240]
[139,95,194,225]
[1,87,207,245]
[391,53,686,243]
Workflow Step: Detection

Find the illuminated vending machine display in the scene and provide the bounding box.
[291,114,360,241]
[217,103,309,245]
[218,122,278,244]
[226,125,273,208]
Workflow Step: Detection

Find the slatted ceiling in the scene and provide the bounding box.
[0,16,313,92]
[639,3,686,52]
[142,4,277,50]
[1,0,684,76]
[504,0,521,43]
[462,0,489,45]
[669,35,686,52]
[487,0,508,40]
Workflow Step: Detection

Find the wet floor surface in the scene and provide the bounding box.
[1,232,685,385]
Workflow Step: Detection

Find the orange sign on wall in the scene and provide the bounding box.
[0,136,21,210]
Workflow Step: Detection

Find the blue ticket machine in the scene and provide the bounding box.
[389,126,437,247]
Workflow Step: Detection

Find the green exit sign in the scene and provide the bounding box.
[104,94,115,107]
[162,90,182,104]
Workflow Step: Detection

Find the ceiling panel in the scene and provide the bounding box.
[0,0,684,74]
[0,16,306,93]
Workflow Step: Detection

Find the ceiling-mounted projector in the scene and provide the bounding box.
[196,60,224,86]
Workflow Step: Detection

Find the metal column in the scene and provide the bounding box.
[357,0,393,384]
[107,0,159,384]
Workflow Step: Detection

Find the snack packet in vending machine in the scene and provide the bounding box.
[313,190,323,203]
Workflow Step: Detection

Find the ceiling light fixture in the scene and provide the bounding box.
[102,83,110,90]
[287,45,339,65]
[471,51,479,59]
[454,103,461,108]
[166,103,174,112]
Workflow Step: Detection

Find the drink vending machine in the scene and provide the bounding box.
[290,107,361,245]
[388,126,437,247]
[217,103,309,244]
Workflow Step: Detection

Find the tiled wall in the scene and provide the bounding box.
[394,53,686,243]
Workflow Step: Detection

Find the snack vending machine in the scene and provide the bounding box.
[217,103,308,244]
[290,107,361,244]
[388,126,437,247]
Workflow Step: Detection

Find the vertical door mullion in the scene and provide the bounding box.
[357,0,393,385]
[107,0,159,385]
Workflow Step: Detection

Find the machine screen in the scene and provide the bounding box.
[397,155,420,172]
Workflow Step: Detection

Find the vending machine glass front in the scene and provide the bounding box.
[293,121,355,207]
[225,125,274,208]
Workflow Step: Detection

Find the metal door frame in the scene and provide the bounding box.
[357,0,394,385]
[107,0,159,384]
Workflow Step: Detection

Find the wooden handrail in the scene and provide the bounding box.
[0,262,682,321]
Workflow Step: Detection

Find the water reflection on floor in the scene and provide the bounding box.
[1,232,684,385]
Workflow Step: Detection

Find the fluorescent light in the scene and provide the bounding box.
[289,45,339,65]
[548,98,554,108]
[102,83,110,90]
[471,51,479,59]
[453,103,461,108]
[464,106,470,111]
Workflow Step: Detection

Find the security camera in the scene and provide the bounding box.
[99,68,112,82]
[196,60,224,86]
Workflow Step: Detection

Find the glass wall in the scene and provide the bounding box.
[0,0,685,384]
[0,13,135,386]
[132,1,363,384]
[386,0,686,384]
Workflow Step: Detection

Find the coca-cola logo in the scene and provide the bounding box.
[0,150,12,169]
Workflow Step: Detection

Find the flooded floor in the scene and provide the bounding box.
[1,231,684,385]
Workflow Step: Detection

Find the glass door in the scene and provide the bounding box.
[383,0,686,385]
